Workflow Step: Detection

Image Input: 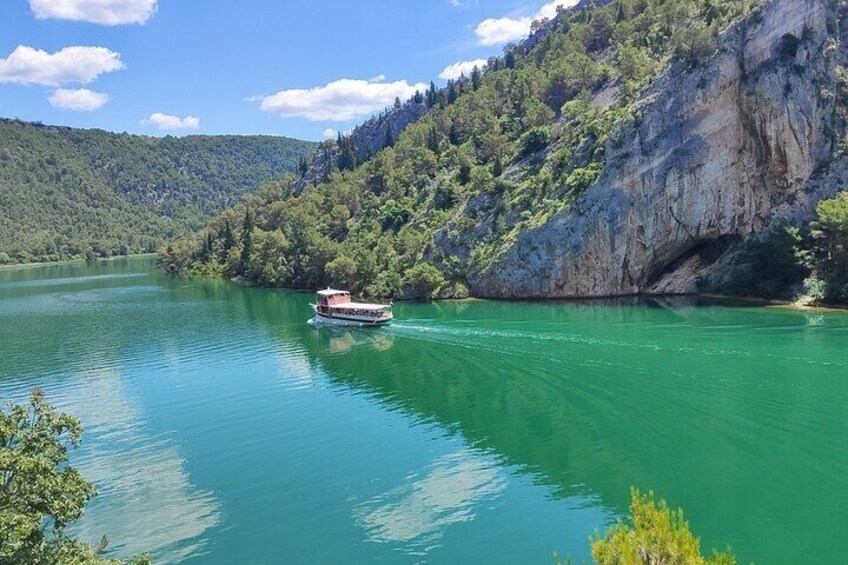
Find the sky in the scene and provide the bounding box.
[0,0,577,141]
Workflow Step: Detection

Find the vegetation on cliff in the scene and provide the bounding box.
[0,119,315,265]
[160,0,758,298]
[715,192,848,305]
[1,389,150,564]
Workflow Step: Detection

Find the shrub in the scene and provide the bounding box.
[519,126,551,157]
[591,488,736,565]
[402,263,445,299]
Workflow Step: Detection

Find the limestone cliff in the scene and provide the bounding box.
[468,0,848,298]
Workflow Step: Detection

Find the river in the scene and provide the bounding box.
[1,256,847,563]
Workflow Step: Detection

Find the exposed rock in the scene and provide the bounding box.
[467,0,848,298]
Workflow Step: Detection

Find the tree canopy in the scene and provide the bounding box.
[0,389,150,564]
[0,119,315,265]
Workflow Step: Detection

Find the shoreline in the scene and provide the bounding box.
[0,253,157,271]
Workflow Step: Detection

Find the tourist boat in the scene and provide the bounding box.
[311,288,393,326]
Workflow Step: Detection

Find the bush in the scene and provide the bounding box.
[519,126,551,157]
[402,263,445,299]
[591,488,736,565]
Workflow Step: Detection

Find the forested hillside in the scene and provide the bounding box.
[0,119,315,263]
[162,0,759,295]
[162,0,848,303]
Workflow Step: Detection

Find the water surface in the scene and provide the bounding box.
[1,257,847,564]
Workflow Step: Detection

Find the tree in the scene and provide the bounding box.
[426,81,438,107]
[326,255,358,289]
[427,126,441,155]
[221,219,236,254]
[393,96,402,109]
[810,192,848,302]
[591,488,736,565]
[240,208,254,273]
[471,66,482,91]
[384,122,395,148]
[402,263,445,299]
[0,389,150,564]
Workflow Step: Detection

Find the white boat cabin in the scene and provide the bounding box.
[312,288,393,325]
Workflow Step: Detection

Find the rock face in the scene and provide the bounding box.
[470,0,848,298]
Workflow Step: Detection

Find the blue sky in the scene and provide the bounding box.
[0,0,574,141]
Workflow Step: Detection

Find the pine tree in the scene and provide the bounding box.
[413,90,424,104]
[448,122,460,145]
[222,219,235,252]
[385,122,395,148]
[447,80,458,104]
[471,66,482,91]
[240,208,253,273]
[393,96,402,109]
[426,81,437,107]
[427,126,440,155]
[493,154,504,177]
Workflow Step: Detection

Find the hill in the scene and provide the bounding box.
[161,0,848,301]
[0,119,315,264]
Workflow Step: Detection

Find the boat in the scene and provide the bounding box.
[311,288,393,326]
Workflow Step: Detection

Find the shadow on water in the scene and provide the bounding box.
[287,295,848,565]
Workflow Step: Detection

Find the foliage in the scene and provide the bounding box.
[0,119,314,264]
[591,488,735,565]
[810,192,848,303]
[402,263,445,299]
[0,389,150,564]
[720,222,810,300]
[162,0,758,298]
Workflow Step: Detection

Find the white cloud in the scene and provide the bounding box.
[474,0,579,45]
[30,0,157,25]
[0,45,123,86]
[143,113,200,131]
[323,128,337,140]
[49,88,109,111]
[439,58,488,80]
[257,77,427,122]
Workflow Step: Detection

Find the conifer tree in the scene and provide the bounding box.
[222,219,235,252]
[471,66,482,90]
[427,126,440,155]
[426,81,437,107]
[385,122,395,148]
[240,208,253,273]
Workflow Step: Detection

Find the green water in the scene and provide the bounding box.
[2,257,847,564]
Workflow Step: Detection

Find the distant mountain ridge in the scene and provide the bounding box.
[0,119,315,263]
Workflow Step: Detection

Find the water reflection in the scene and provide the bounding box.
[60,368,221,562]
[354,449,506,555]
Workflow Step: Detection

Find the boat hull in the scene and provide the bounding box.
[312,308,392,326]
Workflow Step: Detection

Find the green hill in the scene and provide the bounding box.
[162,0,848,302]
[0,119,315,264]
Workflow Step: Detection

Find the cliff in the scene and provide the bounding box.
[468,0,848,297]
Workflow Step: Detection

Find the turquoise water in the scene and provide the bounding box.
[2,257,848,563]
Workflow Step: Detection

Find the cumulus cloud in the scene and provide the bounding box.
[0,45,123,86]
[257,77,427,122]
[143,113,200,131]
[439,58,488,80]
[49,88,109,111]
[30,0,157,25]
[323,128,337,140]
[474,0,579,45]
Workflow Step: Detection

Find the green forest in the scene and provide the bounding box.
[160,0,764,299]
[0,119,315,264]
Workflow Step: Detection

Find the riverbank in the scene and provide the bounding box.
[0,253,157,271]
